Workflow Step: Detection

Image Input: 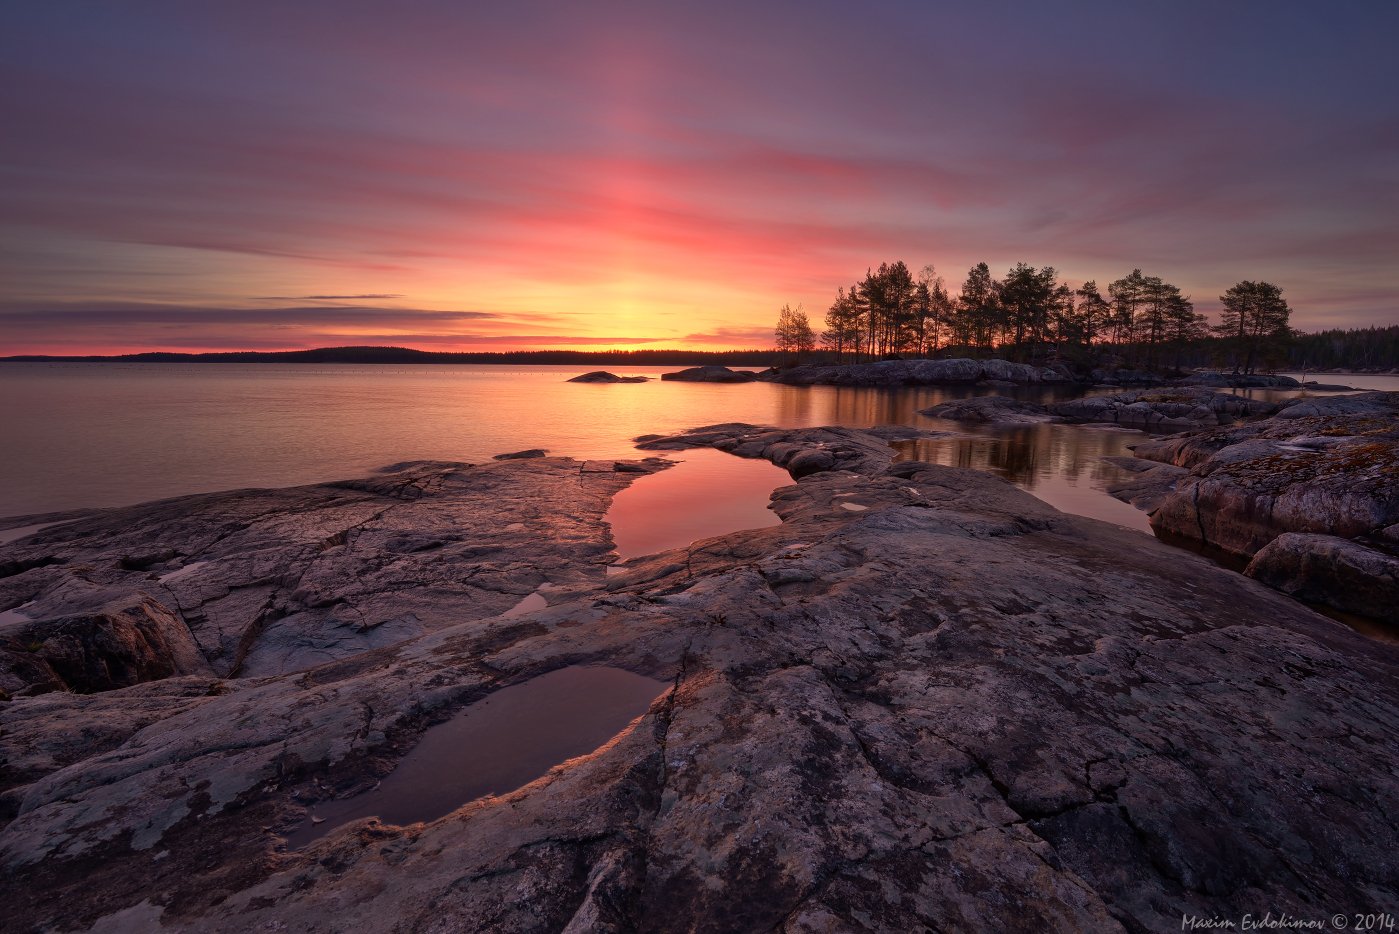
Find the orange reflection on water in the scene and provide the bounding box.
[607,448,789,559]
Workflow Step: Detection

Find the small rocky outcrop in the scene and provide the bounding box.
[492,448,548,459]
[659,365,757,383]
[920,395,1063,424]
[1089,367,1164,386]
[1178,371,1301,388]
[566,371,648,383]
[1245,533,1399,625]
[1101,456,1189,514]
[1048,387,1278,432]
[764,358,1068,387]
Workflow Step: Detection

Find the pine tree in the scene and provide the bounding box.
[1214,281,1292,374]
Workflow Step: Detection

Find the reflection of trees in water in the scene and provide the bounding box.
[893,425,1139,489]
[772,383,1091,431]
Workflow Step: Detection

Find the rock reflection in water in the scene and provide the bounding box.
[772,383,1083,430]
[287,665,668,848]
[895,423,1152,533]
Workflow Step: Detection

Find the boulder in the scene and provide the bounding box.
[784,449,836,478]
[0,598,211,696]
[659,366,757,383]
[566,371,648,383]
[1245,533,1399,625]
[492,449,548,459]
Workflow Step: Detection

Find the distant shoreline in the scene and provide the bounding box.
[0,345,798,367]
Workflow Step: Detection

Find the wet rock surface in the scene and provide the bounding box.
[1,426,1396,932]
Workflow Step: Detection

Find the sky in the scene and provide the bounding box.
[2,0,1397,354]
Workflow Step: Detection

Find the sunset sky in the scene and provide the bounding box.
[2,0,1396,354]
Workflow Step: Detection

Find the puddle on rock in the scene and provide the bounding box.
[606,447,788,560]
[286,665,668,848]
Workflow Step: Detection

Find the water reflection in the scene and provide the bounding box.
[0,362,1123,523]
[894,423,1152,533]
[607,448,788,559]
[775,383,1084,430]
[286,665,667,848]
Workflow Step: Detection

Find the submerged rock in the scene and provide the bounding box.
[1,425,1397,932]
[566,371,648,383]
[659,365,757,383]
[920,395,1061,424]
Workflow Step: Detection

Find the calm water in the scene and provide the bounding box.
[608,448,789,559]
[287,665,667,847]
[3,363,1390,530]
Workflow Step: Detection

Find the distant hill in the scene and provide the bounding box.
[0,346,815,366]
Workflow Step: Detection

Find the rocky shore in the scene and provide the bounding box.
[1,428,1396,932]
[924,387,1280,432]
[1111,391,1399,624]
[762,358,1070,387]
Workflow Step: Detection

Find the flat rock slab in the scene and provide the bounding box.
[1,425,1396,932]
[0,457,665,694]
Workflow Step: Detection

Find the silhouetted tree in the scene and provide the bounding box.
[957,262,1000,353]
[821,288,863,361]
[1108,269,1150,350]
[1214,280,1292,374]
[775,303,815,358]
[999,262,1058,359]
[1073,280,1111,346]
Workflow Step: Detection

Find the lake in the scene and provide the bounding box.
[1,363,1392,535]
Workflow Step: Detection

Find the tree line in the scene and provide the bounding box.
[776,260,1306,374]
